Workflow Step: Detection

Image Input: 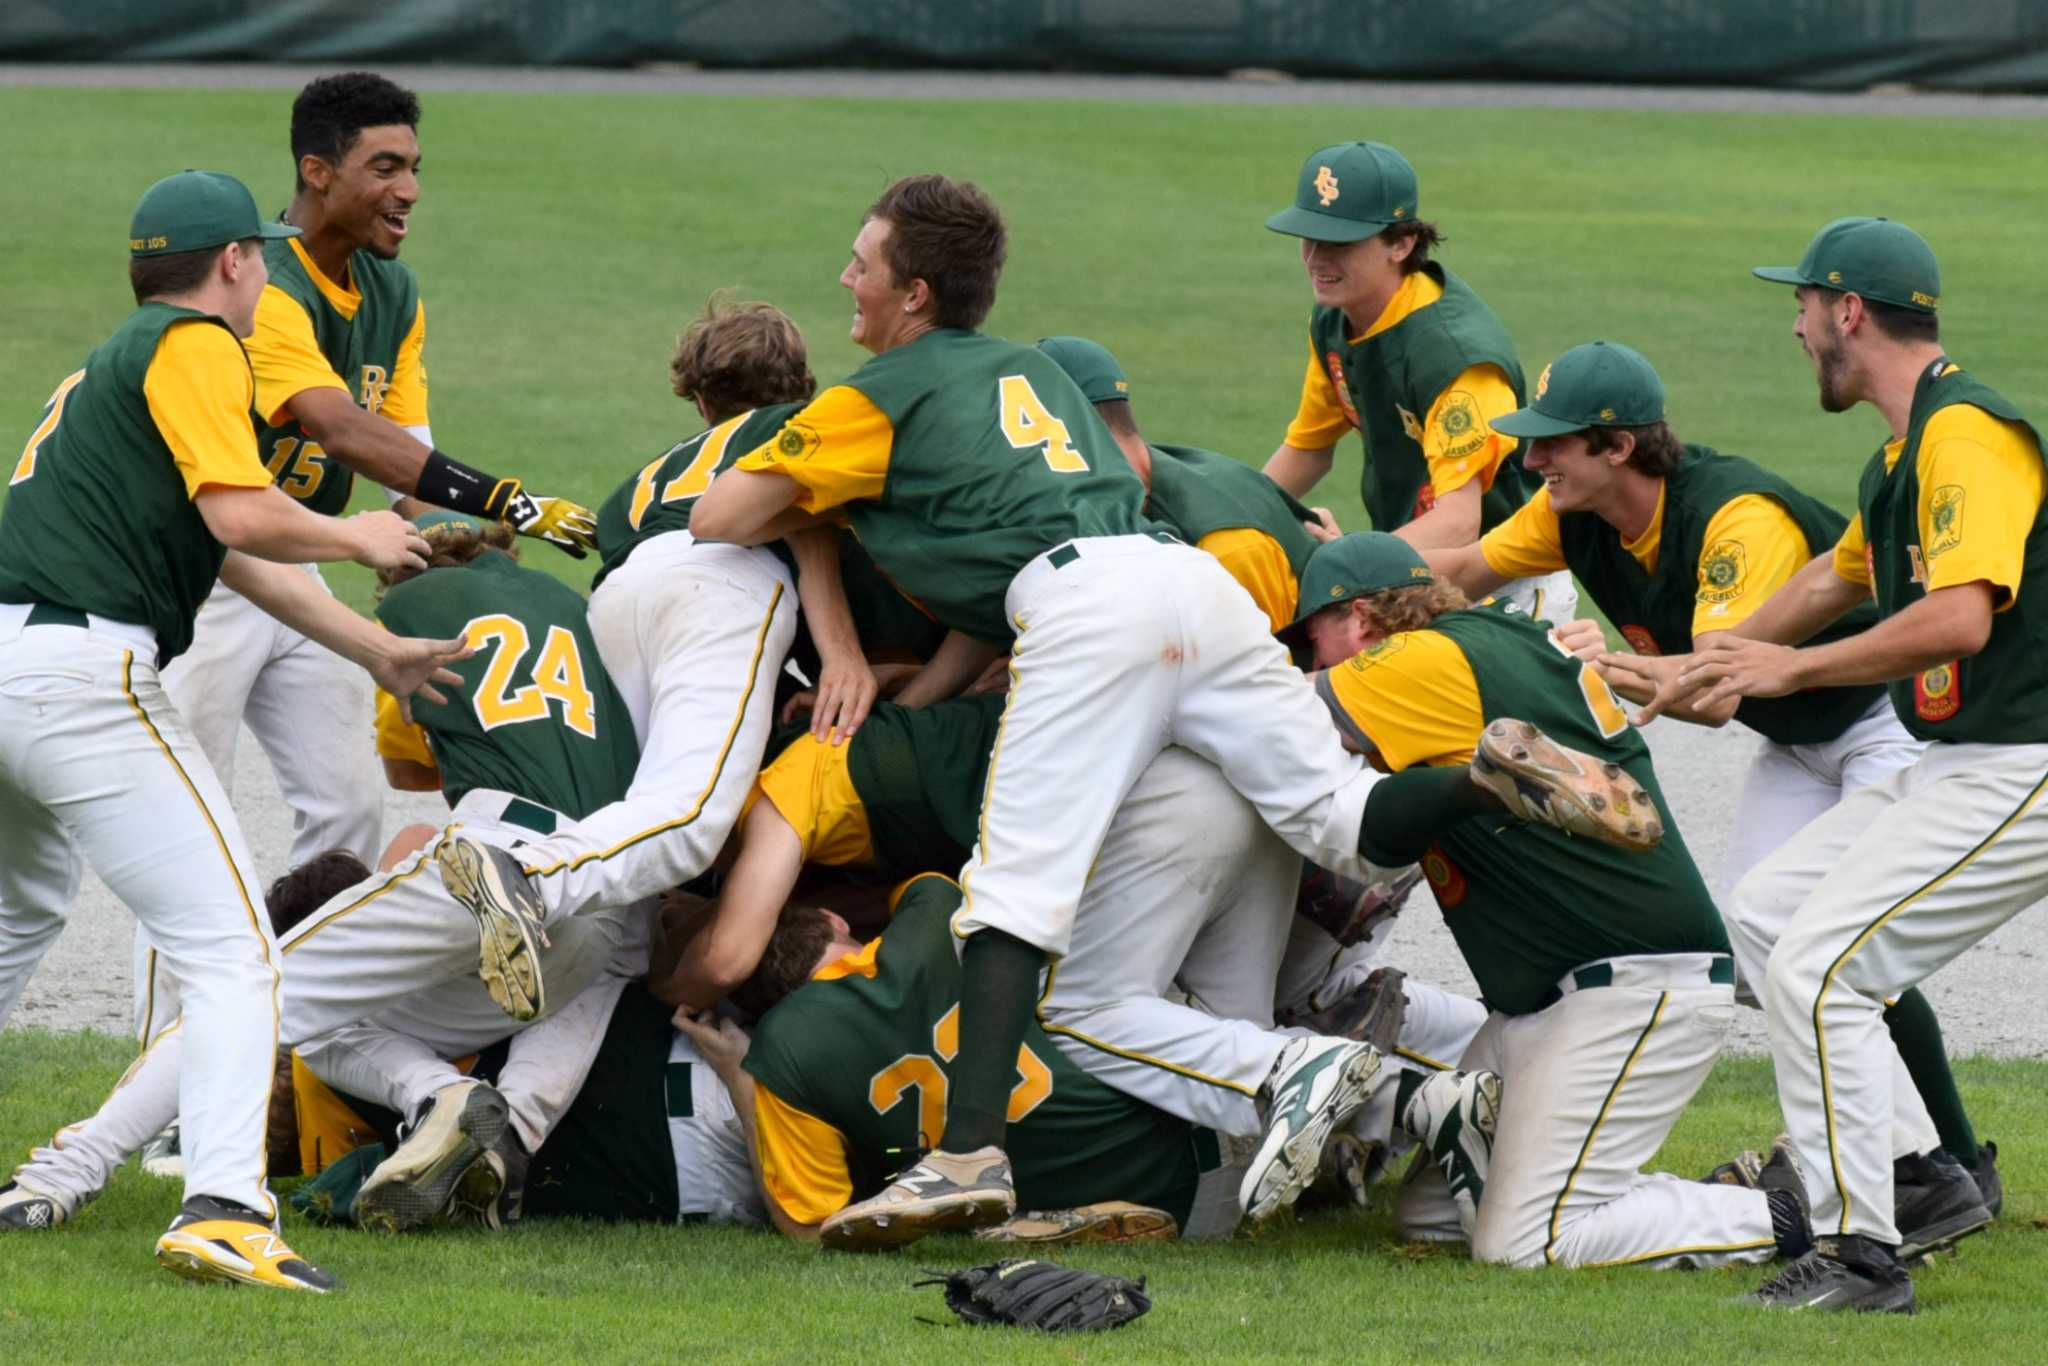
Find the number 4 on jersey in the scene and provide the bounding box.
[998,374,1089,474]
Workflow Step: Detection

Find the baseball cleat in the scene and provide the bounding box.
[436,835,550,1021]
[0,1180,65,1230]
[819,1146,1015,1252]
[1471,718,1662,851]
[1240,1036,1383,1224]
[155,1196,338,1293]
[355,1081,510,1235]
[975,1201,1178,1246]
[1893,1148,1992,1264]
[447,1122,531,1232]
[1746,1236,1914,1314]
[1969,1141,2003,1219]
[1402,1068,1502,1226]
[139,1124,185,1180]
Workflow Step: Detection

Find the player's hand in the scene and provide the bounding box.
[1304,507,1342,544]
[1551,617,1607,662]
[1678,635,1806,713]
[506,490,598,559]
[348,510,432,574]
[966,654,1012,696]
[1594,650,1696,725]
[808,651,878,744]
[372,634,476,724]
[672,1007,752,1077]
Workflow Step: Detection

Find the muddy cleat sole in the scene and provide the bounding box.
[155,1196,338,1293]
[436,835,550,1021]
[1473,718,1662,851]
[356,1081,510,1235]
[820,1146,1015,1253]
[1241,1037,1383,1224]
[976,1201,1179,1245]
[0,1180,65,1230]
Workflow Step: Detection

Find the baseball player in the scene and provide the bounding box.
[429,296,878,1018]
[1260,141,1574,621]
[1290,532,1808,1271]
[1431,339,1997,1255]
[1626,218,2046,1313]
[0,170,470,1291]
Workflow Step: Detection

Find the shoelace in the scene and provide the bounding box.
[1757,1253,1835,1299]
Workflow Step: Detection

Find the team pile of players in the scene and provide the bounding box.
[3,72,2041,1317]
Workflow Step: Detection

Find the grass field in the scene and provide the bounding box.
[3,81,2047,1359]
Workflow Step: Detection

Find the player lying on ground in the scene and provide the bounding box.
[1426,338,1999,1258]
[1260,140,1572,621]
[1604,217,2039,1313]
[1289,531,1810,1271]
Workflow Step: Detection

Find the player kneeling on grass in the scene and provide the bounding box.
[1287,532,1812,1270]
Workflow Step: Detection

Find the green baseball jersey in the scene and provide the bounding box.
[1860,361,2048,743]
[1559,445,1884,746]
[1322,605,1726,1015]
[833,329,1158,643]
[257,238,422,516]
[1308,265,1535,533]
[846,694,1006,876]
[1144,443,1321,577]
[0,304,246,666]
[375,551,638,817]
[592,404,804,591]
[743,875,1212,1226]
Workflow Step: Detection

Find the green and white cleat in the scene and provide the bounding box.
[1240,1036,1383,1224]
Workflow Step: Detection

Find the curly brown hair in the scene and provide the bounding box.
[866,174,1008,330]
[375,518,518,596]
[670,292,816,422]
[1355,579,1470,635]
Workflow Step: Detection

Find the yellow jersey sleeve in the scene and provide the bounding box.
[1422,363,1520,498]
[373,686,438,770]
[245,285,350,425]
[1691,493,1812,636]
[142,321,274,499]
[1312,629,1485,770]
[378,298,430,427]
[752,1083,855,1226]
[732,385,895,514]
[1282,336,1354,451]
[1196,526,1300,633]
[1479,486,1568,579]
[1915,404,2046,605]
[291,1053,381,1176]
[1832,512,1871,585]
[753,733,876,867]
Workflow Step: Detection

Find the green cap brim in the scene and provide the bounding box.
[258,220,302,241]
[1489,408,1587,439]
[1265,206,1388,243]
[1751,265,1808,286]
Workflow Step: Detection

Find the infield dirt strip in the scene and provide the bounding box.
[3,64,2042,1050]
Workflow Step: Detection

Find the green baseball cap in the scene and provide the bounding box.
[1265,142,1420,244]
[1036,336,1130,404]
[1280,532,1435,642]
[1491,341,1666,439]
[130,170,298,258]
[1752,216,1941,313]
[410,509,489,537]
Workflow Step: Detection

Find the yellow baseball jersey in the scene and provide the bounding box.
[1315,629,1487,770]
[245,237,428,428]
[374,686,438,773]
[1197,525,1299,632]
[144,321,278,497]
[749,939,884,1224]
[753,732,877,867]
[1284,271,1519,502]
[732,385,896,514]
[1483,485,1810,634]
[1833,403,2046,606]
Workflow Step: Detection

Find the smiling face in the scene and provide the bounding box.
[308,123,420,259]
[1520,431,1624,515]
[1793,286,1859,413]
[840,217,922,355]
[1300,232,1410,320]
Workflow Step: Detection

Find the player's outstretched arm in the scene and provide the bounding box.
[219,551,473,722]
[1729,551,1869,645]
[788,527,877,743]
[1393,479,1483,550]
[893,630,1005,709]
[195,483,429,571]
[656,801,806,1012]
[1264,441,1336,499]
[1421,540,1511,602]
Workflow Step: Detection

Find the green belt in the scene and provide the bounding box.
[499,797,558,836]
[26,603,89,629]
[1569,954,1734,993]
[1046,530,1178,571]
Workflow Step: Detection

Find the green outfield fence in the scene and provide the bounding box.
[5,0,2047,91]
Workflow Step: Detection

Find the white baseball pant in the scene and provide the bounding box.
[0,609,280,1219]
[493,533,795,921]
[1741,738,2048,1245]
[954,536,1382,959]
[1499,568,1578,626]
[1396,954,1778,1269]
